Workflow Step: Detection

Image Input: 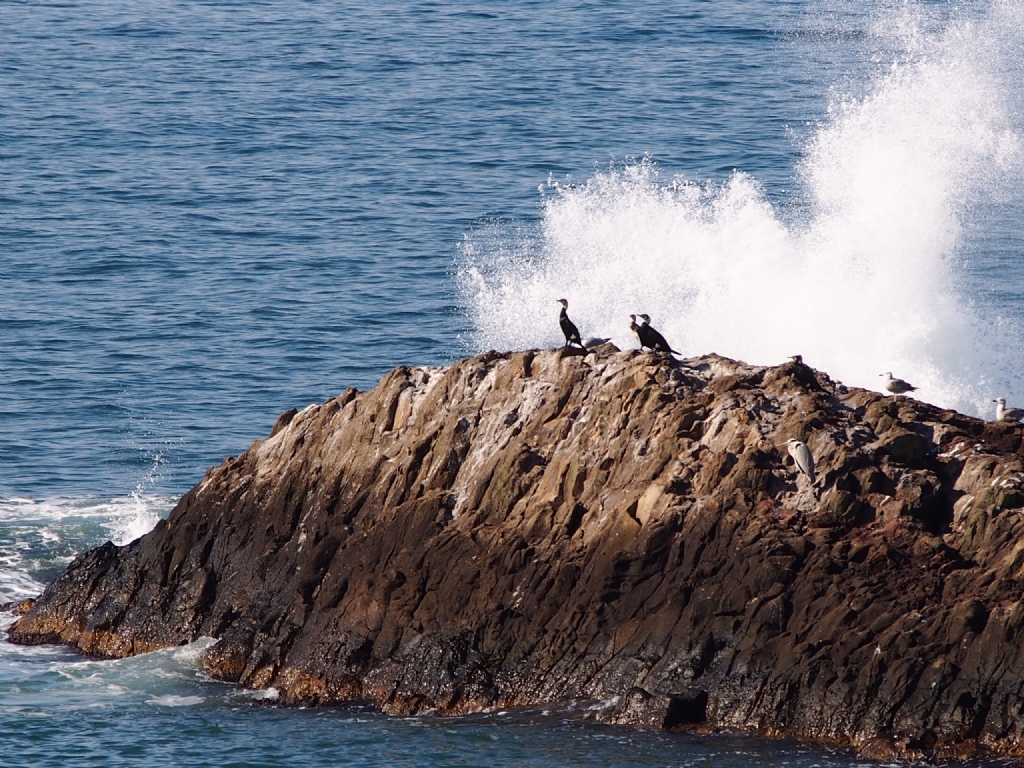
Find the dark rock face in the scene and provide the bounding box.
[12,348,1024,761]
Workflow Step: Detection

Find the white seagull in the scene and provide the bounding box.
[880,372,917,395]
[994,397,1024,423]
[786,438,815,484]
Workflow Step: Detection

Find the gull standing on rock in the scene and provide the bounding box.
[880,372,917,396]
[581,336,610,349]
[786,438,815,484]
[557,299,583,350]
[994,397,1024,423]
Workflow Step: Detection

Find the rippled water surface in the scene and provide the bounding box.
[1,0,856,497]
[3,0,1024,765]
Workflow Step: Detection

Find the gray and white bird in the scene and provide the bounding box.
[880,372,917,395]
[994,397,1024,423]
[786,438,815,484]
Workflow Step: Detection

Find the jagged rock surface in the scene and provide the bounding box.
[12,348,1024,761]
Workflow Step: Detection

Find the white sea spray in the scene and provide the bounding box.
[0,493,174,604]
[107,490,165,546]
[457,1,1024,417]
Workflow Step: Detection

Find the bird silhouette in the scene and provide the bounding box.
[557,299,583,349]
[631,314,678,354]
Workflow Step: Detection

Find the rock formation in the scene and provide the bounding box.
[12,347,1024,762]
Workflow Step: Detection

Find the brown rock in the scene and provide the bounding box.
[12,348,1024,762]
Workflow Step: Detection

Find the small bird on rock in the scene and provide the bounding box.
[880,372,917,395]
[786,438,815,484]
[629,314,645,346]
[557,299,583,349]
[789,355,803,364]
[994,397,1024,423]
[631,313,678,354]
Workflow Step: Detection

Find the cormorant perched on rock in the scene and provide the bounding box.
[786,438,815,484]
[994,397,1024,423]
[557,299,583,349]
[880,372,917,395]
[629,314,662,351]
[629,314,645,346]
[632,313,677,354]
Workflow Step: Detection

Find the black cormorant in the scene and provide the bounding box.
[629,314,645,347]
[557,299,583,349]
[634,314,677,354]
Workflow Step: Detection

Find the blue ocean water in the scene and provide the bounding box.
[2,1,1024,765]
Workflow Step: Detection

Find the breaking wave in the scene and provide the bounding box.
[457,0,1024,416]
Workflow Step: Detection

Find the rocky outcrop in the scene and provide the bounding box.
[12,347,1024,762]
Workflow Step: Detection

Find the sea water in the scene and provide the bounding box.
[2,1,1023,765]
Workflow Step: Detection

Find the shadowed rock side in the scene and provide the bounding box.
[12,348,1024,762]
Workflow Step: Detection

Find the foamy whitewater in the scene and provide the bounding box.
[0,494,173,604]
[458,1,1024,417]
